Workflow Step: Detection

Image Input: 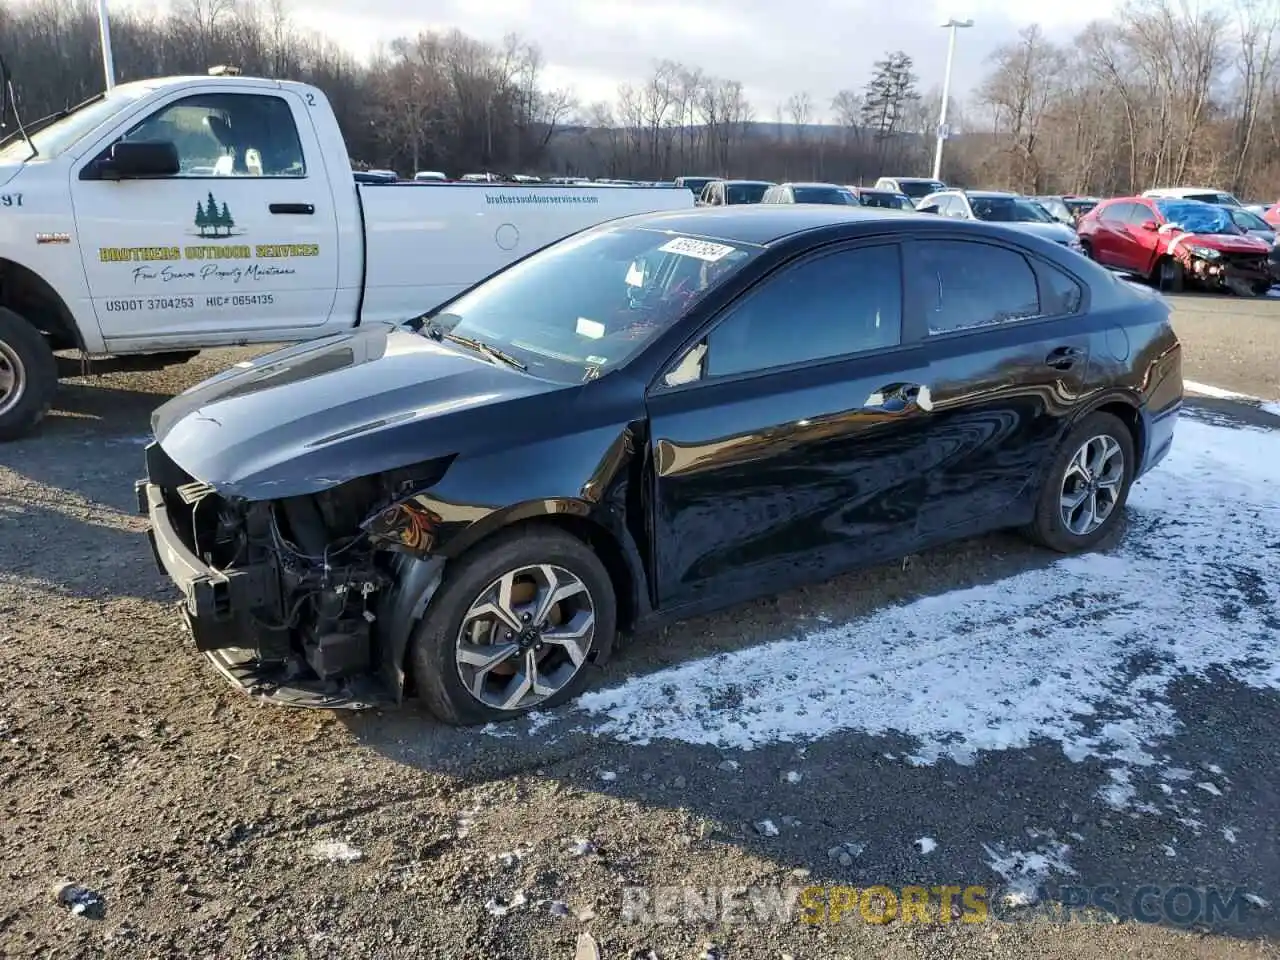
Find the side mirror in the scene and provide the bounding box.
[918,204,940,215]
[96,140,180,180]
[1140,219,1159,231]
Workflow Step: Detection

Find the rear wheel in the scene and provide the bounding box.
[1025,412,1135,554]
[1079,237,1093,260]
[408,526,616,725]
[0,307,57,441]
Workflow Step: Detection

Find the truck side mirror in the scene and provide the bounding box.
[94,140,181,180]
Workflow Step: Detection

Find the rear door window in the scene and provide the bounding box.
[914,239,1042,334]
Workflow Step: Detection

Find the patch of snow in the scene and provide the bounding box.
[480,723,517,738]
[574,419,1280,793]
[597,770,617,782]
[915,837,937,854]
[1262,401,1280,418]
[783,770,802,784]
[1206,763,1224,775]
[983,840,1076,906]
[1161,844,1177,858]
[1244,893,1270,909]
[484,890,527,916]
[310,840,363,864]
[1183,380,1259,400]
[754,819,780,837]
[1197,781,1223,796]
[1222,827,1237,843]
[1099,767,1136,809]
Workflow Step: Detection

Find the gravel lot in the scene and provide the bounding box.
[1,295,1278,960]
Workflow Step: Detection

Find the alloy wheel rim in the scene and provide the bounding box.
[454,563,595,711]
[1059,434,1125,536]
[0,340,25,417]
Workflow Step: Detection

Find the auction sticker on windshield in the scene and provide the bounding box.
[658,237,737,262]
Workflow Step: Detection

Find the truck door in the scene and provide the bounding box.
[70,87,340,349]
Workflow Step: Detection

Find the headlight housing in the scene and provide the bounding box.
[1185,244,1222,260]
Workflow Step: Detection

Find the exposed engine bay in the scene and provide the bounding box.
[138,441,452,708]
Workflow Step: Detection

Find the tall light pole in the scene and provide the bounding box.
[97,0,116,90]
[932,18,972,181]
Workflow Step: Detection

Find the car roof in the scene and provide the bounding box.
[611,205,923,246]
[718,179,773,186]
[784,182,849,189]
[962,190,1018,198]
[883,176,938,182]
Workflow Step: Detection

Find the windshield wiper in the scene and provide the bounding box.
[443,332,527,371]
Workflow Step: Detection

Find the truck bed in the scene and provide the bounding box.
[355,182,695,326]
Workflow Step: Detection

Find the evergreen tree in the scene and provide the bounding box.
[194,200,209,236]
[218,202,234,236]
[860,51,921,142]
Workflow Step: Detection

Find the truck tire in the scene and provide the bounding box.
[0,307,58,441]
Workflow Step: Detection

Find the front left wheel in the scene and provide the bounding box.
[408,526,616,726]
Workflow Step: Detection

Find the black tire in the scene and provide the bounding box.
[0,307,58,442]
[1151,256,1184,293]
[1079,237,1093,260]
[408,525,616,726]
[1024,411,1135,554]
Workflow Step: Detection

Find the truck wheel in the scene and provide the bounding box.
[0,307,58,441]
[1152,256,1184,293]
[408,525,616,726]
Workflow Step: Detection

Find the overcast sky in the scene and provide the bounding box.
[120,0,1126,119]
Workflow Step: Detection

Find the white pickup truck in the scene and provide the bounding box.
[0,72,694,439]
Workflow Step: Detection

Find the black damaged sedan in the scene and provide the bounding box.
[138,206,1183,724]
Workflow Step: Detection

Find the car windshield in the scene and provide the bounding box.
[681,179,713,194]
[725,182,770,203]
[425,226,760,384]
[0,86,152,162]
[1154,200,1235,234]
[1036,198,1072,221]
[898,180,945,198]
[793,186,854,204]
[1182,192,1239,206]
[857,191,907,209]
[1230,208,1270,232]
[969,196,1056,223]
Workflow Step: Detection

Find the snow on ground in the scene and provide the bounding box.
[575,418,1280,794]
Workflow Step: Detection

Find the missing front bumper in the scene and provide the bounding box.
[140,478,392,710]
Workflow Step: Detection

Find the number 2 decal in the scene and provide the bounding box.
[0,194,22,207]
[304,93,316,106]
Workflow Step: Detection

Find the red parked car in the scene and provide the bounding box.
[1078,196,1273,295]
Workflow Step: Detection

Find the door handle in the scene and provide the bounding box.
[1045,346,1084,370]
[269,202,314,215]
[863,382,933,413]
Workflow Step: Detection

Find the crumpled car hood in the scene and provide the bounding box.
[152,323,563,498]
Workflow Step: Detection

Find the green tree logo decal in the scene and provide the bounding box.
[194,191,236,238]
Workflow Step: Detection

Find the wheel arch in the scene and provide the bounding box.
[0,257,86,351]
[438,501,649,636]
[1071,391,1146,472]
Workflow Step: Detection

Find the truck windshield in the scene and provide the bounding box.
[0,86,152,162]
[426,225,760,385]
